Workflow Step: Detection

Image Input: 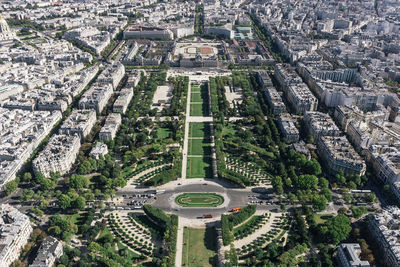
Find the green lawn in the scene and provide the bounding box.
[175,193,224,207]
[190,103,209,116]
[157,128,172,139]
[117,242,142,260]
[188,139,212,156]
[191,85,201,92]
[191,92,204,103]
[187,156,213,178]
[189,122,211,138]
[182,227,218,267]
[314,214,333,225]
[66,213,82,225]
[98,227,112,240]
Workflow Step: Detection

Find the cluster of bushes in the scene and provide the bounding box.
[221,205,256,245]
[226,157,270,185]
[78,207,96,234]
[125,159,169,178]
[131,214,163,239]
[144,150,182,186]
[237,214,291,257]
[164,76,189,116]
[136,165,172,184]
[143,205,178,267]
[107,214,153,256]
[234,214,269,240]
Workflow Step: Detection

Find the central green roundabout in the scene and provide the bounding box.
[175,193,224,207]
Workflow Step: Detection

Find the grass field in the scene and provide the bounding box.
[117,242,142,259]
[190,103,209,116]
[182,227,218,267]
[157,128,172,139]
[191,92,204,103]
[188,139,212,155]
[189,122,211,138]
[187,156,213,178]
[314,214,334,225]
[175,193,224,207]
[191,85,202,92]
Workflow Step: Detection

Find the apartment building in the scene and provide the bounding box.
[337,243,370,267]
[30,236,63,267]
[369,207,400,267]
[0,204,33,267]
[59,109,96,142]
[303,111,341,140]
[99,113,122,141]
[113,88,133,114]
[78,83,113,114]
[32,134,81,177]
[318,136,366,176]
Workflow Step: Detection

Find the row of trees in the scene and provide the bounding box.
[221,205,256,245]
[143,205,178,267]
[163,76,189,116]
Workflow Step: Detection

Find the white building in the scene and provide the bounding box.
[33,134,81,177]
[78,83,113,114]
[318,136,366,176]
[369,207,400,267]
[59,109,97,141]
[0,204,33,267]
[113,88,133,114]
[337,243,370,267]
[99,113,121,141]
[30,236,63,267]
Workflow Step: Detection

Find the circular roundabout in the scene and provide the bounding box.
[175,193,224,207]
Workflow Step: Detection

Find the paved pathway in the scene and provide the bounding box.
[181,81,192,181]
[175,217,184,267]
[187,116,213,122]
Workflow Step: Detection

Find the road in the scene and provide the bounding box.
[116,179,279,219]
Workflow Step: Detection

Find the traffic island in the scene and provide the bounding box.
[175,193,224,207]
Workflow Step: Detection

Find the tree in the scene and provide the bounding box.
[48,226,61,236]
[31,208,44,217]
[20,189,35,201]
[295,174,318,190]
[5,180,18,195]
[59,195,71,210]
[304,159,322,175]
[39,177,56,190]
[313,195,327,211]
[272,176,283,195]
[22,172,32,182]
[70,175,89,189]
[319,214,352,244]
[73,196,86,210]
[78,160,92,174]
